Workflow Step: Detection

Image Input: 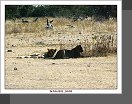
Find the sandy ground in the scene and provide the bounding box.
[5,47,117,89]
[5,32,117,89]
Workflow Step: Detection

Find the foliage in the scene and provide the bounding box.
[5,5,117,19]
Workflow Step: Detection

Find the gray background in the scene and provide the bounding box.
[0,0,132,104]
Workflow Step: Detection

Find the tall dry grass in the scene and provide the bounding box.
[6,17,117,34]
[5,17,117,57]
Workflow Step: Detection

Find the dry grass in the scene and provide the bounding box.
[6,17,117,34]
[6,17,117,56]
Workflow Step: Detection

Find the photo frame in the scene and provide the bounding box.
[0,0,122,94]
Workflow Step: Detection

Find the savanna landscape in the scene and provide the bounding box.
[5,5,117,89]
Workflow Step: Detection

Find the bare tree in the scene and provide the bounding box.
[33,17,38,22]
[45,18,53,29]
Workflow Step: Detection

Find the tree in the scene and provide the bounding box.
[5,5,117,20]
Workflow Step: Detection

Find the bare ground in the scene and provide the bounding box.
[5,46,117,89]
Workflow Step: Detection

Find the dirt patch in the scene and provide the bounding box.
[5,49,117,89]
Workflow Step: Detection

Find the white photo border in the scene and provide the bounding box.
[0,0,122,94]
